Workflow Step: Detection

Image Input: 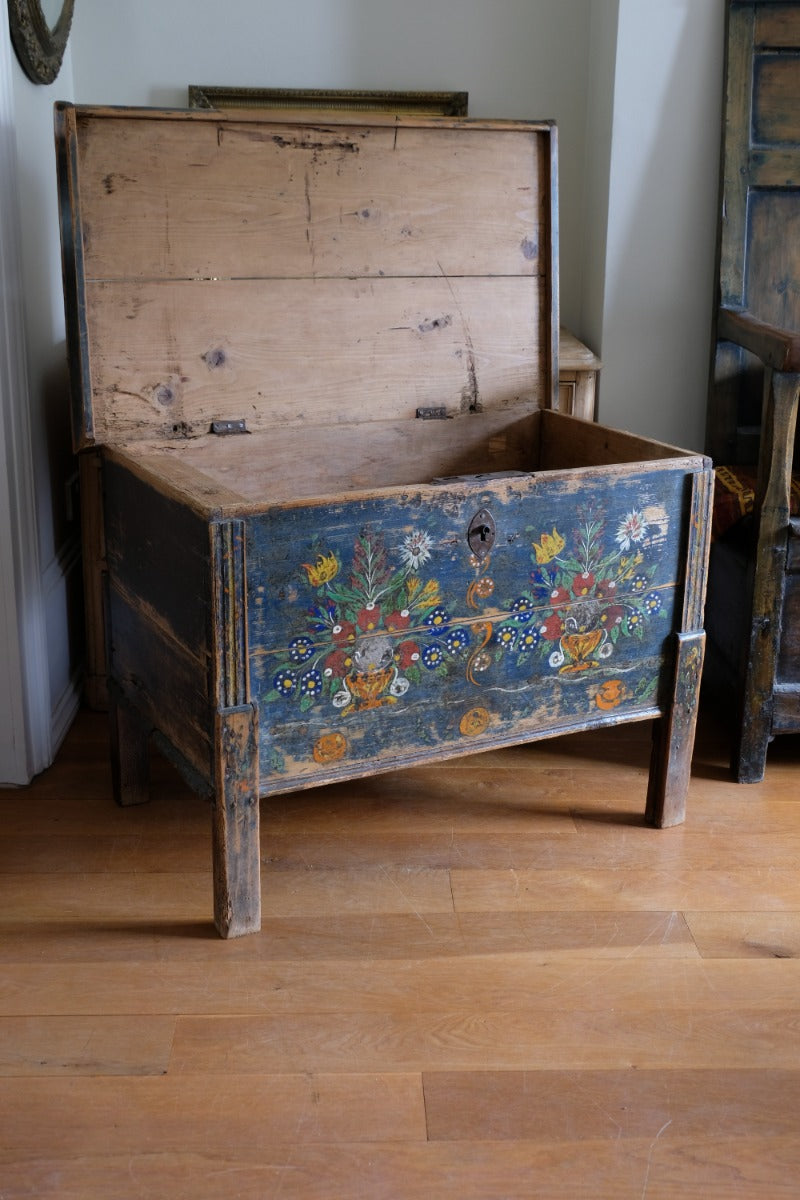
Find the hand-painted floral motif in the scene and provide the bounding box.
[494,506,665,675]
[268,530,471,713]
[594,678,630,710]
[312,731,348,764]
[459,706,490,737]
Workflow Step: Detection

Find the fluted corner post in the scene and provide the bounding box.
[210,520,261,938]
[646,465,713,827]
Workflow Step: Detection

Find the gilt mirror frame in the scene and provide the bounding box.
[8,0,74,84]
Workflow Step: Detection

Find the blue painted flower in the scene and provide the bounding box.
[631,574,649,593]
[529,565,558,602]
[626,612,643,632]
[643,591,661,615]
[495,625,517,651]
[299,669,324,697]
[309,602,338,632]
[445,627,470,654]
[516,626,541,654]
[421,643,445,669]
[424,606,450,635]
[288,635,315,663]
[273,668,297,696]
[510,596,535,623]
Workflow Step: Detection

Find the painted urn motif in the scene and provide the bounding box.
[337,634,410,711]
[556,597,609,674]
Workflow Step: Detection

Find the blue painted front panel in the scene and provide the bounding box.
[246,469,691,791]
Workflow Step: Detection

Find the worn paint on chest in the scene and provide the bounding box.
[246,469,689,789]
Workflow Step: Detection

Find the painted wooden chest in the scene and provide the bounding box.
[56,104,713,936]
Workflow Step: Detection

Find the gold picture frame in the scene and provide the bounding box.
[187,86,468,117]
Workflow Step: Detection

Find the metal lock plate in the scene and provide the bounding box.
[467,508,496,559]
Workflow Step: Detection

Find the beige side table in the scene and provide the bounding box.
[558,327,602,420]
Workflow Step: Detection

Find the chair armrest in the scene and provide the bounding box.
[718,307,800,371]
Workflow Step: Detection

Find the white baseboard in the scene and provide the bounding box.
[50,668,83,757]
[41,530,82,595]
[42,532,85,758]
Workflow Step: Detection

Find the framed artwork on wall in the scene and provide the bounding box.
[187,86,468,117]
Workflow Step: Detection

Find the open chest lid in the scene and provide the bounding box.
[55,104,559,453]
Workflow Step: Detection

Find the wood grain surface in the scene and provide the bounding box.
[1,707,799,1197]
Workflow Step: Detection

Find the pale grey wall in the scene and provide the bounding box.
[579,0,619,370]
[596,0,724,449]
[69,0,596,332]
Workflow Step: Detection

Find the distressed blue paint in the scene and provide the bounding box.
[246,469,691,789]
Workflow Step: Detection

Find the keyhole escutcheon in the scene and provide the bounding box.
[467,508,496,560]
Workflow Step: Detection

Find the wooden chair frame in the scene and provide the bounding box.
[706,1,800,781]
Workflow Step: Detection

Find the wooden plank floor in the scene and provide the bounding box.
[1,705,800,1198]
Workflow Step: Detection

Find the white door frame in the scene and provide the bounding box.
[0,25,53,784]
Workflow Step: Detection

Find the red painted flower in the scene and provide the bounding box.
[395,640,420,669]
[356,604,381,633]
[595,578,618,600]
[324,648,350,677]
[540,613,564,641]
[572,572,596,597]
[549,586,571,608]
[600,605,625,629]
[332,619,356,646]
[385,609,411,633]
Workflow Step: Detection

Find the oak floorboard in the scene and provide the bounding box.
[168,1007,800,1073]
[3,856,800,943]
[0,872,215,925]
[685,910,800,958]
[0,1142,655,1200]
[3,957,799,1018]
[0,1073,426,1156]
[0,909,698,965]
[0,1016,175,1076]
[10,825,800,873]
[422,1067,800,1141]
[263,826,800,870]
[0,864,455,922]
[450,865,800,912]
[3,1137,800,1200]
[0,832,212,873]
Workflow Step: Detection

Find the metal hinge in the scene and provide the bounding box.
[210,418,249,436]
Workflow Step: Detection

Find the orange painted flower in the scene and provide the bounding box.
[312,732,347,764]
[532,528,565,564]
[459,706,490,737]
[302,552,339,587]
[408,578,440,610]
[595,679,629,710]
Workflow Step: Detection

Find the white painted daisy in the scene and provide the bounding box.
[615,510,648,551]
[400,529,433,570]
